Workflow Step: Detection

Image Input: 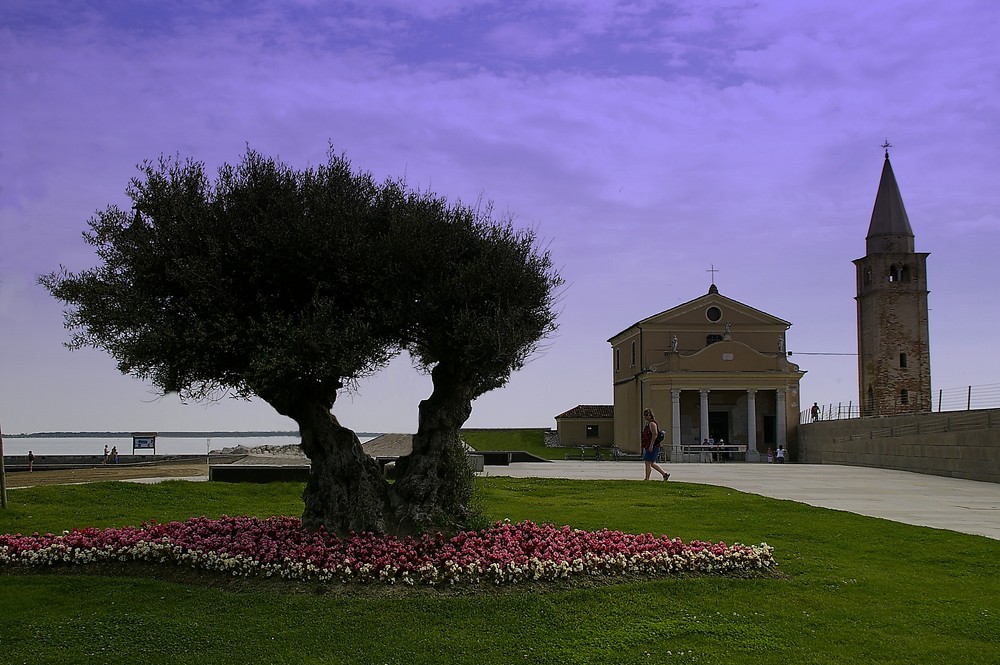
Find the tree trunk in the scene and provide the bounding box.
[299,406,391,535]
[262,385,391,535]
[391,363,476,535]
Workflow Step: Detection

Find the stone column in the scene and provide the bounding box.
[671,389,682,459]
[699,389,710,444]
[746,389,757,454]
[776,389,787,449]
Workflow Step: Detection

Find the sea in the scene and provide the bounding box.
[3,435,377,457]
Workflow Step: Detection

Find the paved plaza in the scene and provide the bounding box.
[485,461,1000,540]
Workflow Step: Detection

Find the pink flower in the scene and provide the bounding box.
[0,517,775,586]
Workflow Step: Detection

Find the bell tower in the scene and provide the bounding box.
[853,148,931,416]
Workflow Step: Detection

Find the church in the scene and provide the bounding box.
[607,284,804,460]
[594,148,930,461]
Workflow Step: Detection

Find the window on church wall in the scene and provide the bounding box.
[864,268,872,286]
[706,334,723,346]
[899,353,907,368]
[615,348,620,372]
[900,389,910,405]
[888,265,901,282]
[630,341,636,367]
[586,425,599,439]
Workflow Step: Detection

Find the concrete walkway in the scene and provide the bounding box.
[484,461,1000,541]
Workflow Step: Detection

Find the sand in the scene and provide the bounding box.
[2,459,212,489]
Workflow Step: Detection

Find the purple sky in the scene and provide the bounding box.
[2,1,999,434]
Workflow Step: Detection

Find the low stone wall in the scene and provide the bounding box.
[209,464,310,483]
[799,409,1000,483]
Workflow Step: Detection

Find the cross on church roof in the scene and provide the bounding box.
[706,264,719,285]
[882,139,892,158]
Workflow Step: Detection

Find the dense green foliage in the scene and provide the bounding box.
[2,475,998,663]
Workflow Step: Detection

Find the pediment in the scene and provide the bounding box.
[644,292,788,328]
[610,287,790,342]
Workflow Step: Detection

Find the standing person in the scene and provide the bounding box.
[767,447,775,464]
[103,445,110,465]
[641,408,669,481]
[776,445,786,464]
[110,446,119,464]
[708,435,717,462]
[27,451,35,473]
[811,402,820,422]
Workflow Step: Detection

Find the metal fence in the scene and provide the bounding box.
[829,409,998,443]
[800,382,1000,423]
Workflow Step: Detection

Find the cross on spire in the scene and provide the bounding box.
[706,264,719,285]
[882,139,892,159]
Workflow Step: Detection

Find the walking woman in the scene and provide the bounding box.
[641,408,669,481]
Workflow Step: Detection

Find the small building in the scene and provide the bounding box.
[554,405,615,447]
[608,285,804,460]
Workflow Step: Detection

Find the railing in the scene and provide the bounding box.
[800,382,1000,423]
[830,410,998,443]
[801,402,862,423]
[934,383,1000,412]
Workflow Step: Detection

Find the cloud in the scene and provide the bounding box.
[3,0,1000,431]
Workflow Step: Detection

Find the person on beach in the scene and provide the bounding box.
[110,446,119,464]
[641,408,669,481]
[27,450,34,472]
[103,445,110,464]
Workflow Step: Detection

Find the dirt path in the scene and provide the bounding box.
[3,459,211,488]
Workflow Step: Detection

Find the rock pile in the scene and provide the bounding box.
[210,444,307,458]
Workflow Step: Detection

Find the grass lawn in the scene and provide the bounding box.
[1,475,999,664]
[462,428,573,460]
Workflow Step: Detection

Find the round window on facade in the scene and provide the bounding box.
[706,306,722,322]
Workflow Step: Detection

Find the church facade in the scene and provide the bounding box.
[608,285,804,460]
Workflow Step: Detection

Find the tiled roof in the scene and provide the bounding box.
[362,433,413,457]
[555,405,614,420]
[362,433,474,458]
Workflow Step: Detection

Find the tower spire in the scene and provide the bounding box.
[866,147,914,253]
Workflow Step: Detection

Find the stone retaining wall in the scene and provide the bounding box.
[798,408,1000,483]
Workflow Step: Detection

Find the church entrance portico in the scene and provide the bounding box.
[664,387,782,460]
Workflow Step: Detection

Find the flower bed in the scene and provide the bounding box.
[0,517,775,586]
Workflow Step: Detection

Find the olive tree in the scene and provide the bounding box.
[41,148,562,535]
[388,196,562,533]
